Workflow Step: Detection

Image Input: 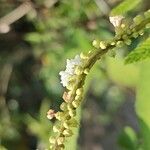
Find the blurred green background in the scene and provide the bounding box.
[0,0,149,150]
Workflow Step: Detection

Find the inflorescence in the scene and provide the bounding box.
[47,9,150,150]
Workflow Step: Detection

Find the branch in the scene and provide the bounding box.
[0,1,33,33]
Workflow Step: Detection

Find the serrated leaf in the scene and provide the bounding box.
[136,60,150,150]
[111,0,142,16]
[125,38,150,64]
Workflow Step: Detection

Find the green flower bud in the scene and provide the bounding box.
[92,39,99,48]
[133,15,144,25]
[66,83,74,91]
[72,100,80,108]
[121,23,126,28]
[110,41,116,46]
[53,125,60,133]
[80,52,89,59]
[74,66,83,75]
[50,145,55,150]
[49,137,56,144]
[69,118,78,127]
[132,32,138,38]
[116,41,124,47]
[84,68,90,74]
[63,129,73,137]
[67,103,74,111]
[69,109,76,117]
[55,112,64,121]
[139,30,144,36]
[125,39,131,45]
[63,121,69,129]
[76,88,83,96]
[60,102,67,111]
[57,137,65,145]
[99,41,107,49]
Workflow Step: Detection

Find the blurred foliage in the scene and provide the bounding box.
[0,0,150,150]
[136,60,150,150]
[125,37,150,64]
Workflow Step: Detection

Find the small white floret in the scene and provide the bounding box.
[109,16,124,27]
[59,55,82,87]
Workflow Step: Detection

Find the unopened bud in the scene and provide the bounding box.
[57,137,65,145]
[80,52,88,59]
[47,109,55,120]
[76,88,83,96]
[99,41,107,49]
[84,68,90,74]
[92,40,99,48]
[69,109,76,117]
[74,66,83,75]
[63,129,73,137]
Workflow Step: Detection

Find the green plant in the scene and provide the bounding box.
[47,1,150,149]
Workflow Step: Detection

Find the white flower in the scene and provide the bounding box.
[59,55,82,87]
[109,15,124,27]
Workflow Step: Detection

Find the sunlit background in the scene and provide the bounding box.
[0,0,150,150]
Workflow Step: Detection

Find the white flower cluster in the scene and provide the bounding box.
[109,15,124,27]
[59,55,82,87]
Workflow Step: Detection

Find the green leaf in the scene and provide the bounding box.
[118,126,138,150]
[136,60,150,150]
[125,37,150,64]
[106,57,139,87]
[111,0,142,16]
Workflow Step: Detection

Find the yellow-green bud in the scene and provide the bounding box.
[84,68,90,74]
[139,30,144,36]
[110,41,115,45]
[66,83,74,91]
[69,118,78,127]
[116,41,124,47]
[75,94,81,101]
[53,125,60,133]
[121,23,126,28]
[72,100,80,108]
[60,102,67,111]
[125,39,131,45]
[63,121,69,129]
[63,129,73,137]
[92,39,99,48]
[55,112,64,121]
[69,109,76,117]
[80,52,88,59]
[99,41,107,49]
[74,66,83,75]
[67,103,74,111]
[49,137,56,144]
[76,88,83,96]
[57,137,65,145]
[132,32,138,38]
